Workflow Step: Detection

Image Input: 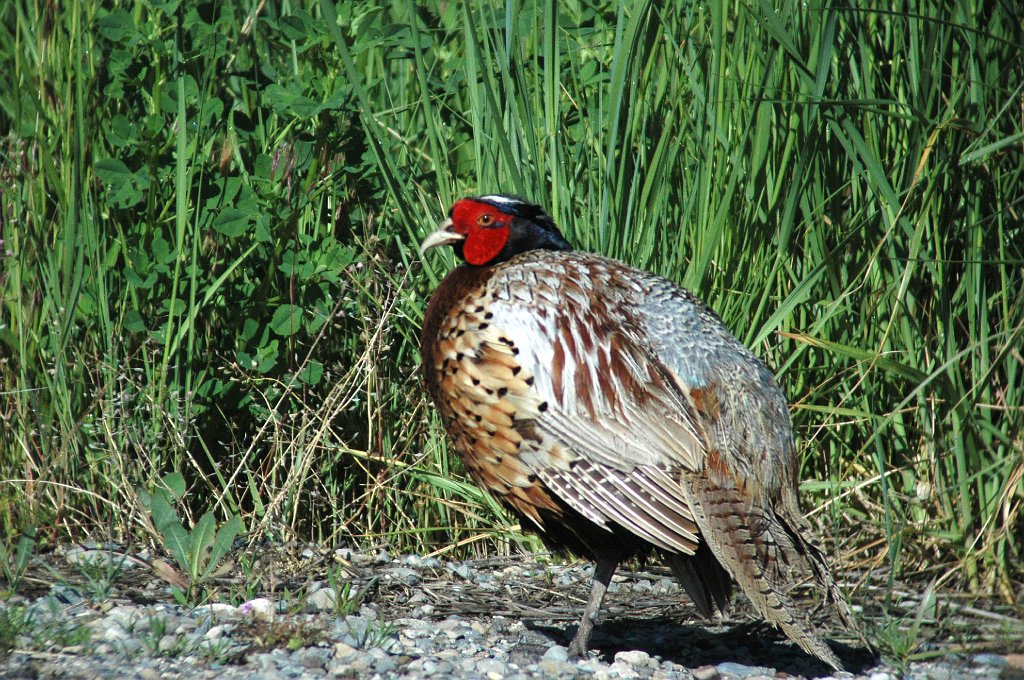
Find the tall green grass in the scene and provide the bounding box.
[1,0,1021,603]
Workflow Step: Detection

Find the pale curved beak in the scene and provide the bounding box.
[418,218,464,256]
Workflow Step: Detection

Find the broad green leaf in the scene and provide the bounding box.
[161,472,187,500]
[124,268,157,290]
[254,340,280,374]
[297,360,324,385]
[95,158,142,207]
[96,9,136,43]
[202,515,244,581]
[265,83,323,118]
[270,304,304,336]
[107,115,140,148]
[189,512,218,580]
[124,310,146,332]
[149,493,190,573]
[212,208,251,237]
[151,234,175,266]
[144,0,182,15]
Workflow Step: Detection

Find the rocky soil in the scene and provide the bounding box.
[1,544,1021,679]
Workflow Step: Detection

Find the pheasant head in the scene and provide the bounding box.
[420,195,571,265]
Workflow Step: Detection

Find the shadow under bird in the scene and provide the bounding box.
[419,195,853,669]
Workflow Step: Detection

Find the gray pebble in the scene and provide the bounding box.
[157,634,179,653]
[102,625,131,643]
[716,662,773,678]
[539,659,575,675]
[450,563,474,580]
[423,659,455,674]
[374,656,398,673]
[103,605,142,630]
[694,665,721,680]
[921,664,954,680]
[117,638,142,655]
[251,652,278,672]
[389,566,422,585]
[0,547,987,680]
[973,655,1009,668]
[478,657,510,678]
[307,587,337,612]
[296,647,330,669]
[194,603,240,620]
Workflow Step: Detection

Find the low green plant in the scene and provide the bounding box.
[0,603,31,656]
[39,617,91,652]
[69,551,129,602]
[0,601,92,656]
[227,552,264,606]
[137,614,195,658]
[240,615,327,651]
[195,636,235,663]
[869,585,938,671]
[346,617,396,650]
[0,529,35,598]
[325,566,366,617]
[136,614,167,656]
[138,473,244,604]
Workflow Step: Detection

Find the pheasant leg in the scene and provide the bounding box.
[567,557,617,657]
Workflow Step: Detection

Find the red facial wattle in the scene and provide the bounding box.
[451,199,510,265]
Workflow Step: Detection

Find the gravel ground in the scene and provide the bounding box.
[1,545,1021,679]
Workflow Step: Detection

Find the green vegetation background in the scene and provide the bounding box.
[1,0,1021,608]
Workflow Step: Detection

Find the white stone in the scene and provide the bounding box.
[204,624,227,640]
[333,641,358,659]
[193,603,240,620]
[157,634,178,653]
[307,587,337,611]
[615,650,654,667]
[239,597,274,621]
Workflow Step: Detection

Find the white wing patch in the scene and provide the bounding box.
[478,252,708,555]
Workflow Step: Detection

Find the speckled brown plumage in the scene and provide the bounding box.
[420,196,852,668]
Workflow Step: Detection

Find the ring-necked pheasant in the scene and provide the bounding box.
[419,194,852,668]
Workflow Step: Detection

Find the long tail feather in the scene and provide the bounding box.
[688,477,845,670]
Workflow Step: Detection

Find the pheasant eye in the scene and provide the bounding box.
[478,213,493,227]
